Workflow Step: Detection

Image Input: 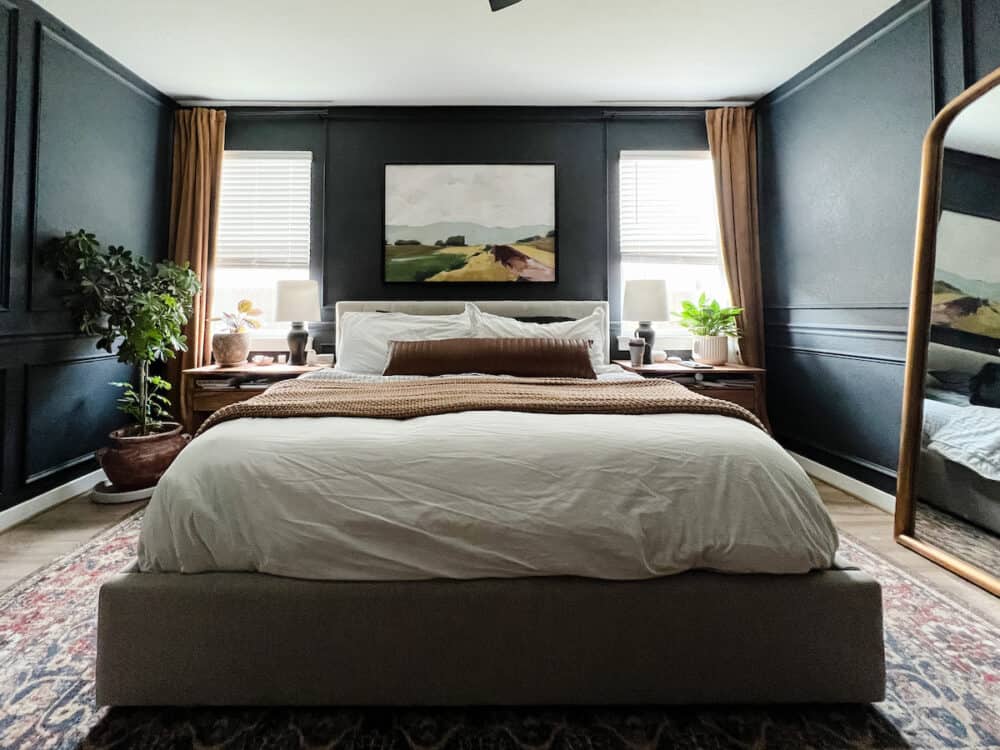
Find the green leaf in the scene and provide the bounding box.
[674,295,742,337]
[42,228,200,429]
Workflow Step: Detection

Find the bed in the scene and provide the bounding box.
[95,300,885,706]
[920,343,1000,535]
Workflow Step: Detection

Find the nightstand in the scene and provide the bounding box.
[180,364,323,432]
[614,360,770,431]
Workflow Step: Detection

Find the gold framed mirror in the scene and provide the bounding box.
[896,66,1000,595]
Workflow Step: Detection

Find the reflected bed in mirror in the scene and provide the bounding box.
[918,343,1000,573]
[898,66,1000,595]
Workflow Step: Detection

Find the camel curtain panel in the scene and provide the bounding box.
[705,107,765,368]
[167,107,227,385]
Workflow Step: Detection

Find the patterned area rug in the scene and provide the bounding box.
[915,502,1000,574]
[0,513,998,750]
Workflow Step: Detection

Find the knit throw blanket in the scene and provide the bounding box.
[196,377,764,435]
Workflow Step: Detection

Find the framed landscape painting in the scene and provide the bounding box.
[931,210,1000,351]
[384,163,556,283]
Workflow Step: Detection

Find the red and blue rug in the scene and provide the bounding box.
[0,513,997,750]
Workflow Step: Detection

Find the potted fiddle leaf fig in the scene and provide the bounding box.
[676,293,742,365]
[47,229,201,495]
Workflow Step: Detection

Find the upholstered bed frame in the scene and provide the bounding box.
[95,301,886,706]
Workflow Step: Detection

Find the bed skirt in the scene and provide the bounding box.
[96,562,885,706]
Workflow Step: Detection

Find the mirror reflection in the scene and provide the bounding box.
[917,86,1000,576]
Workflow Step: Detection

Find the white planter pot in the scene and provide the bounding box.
[691,335,729,365]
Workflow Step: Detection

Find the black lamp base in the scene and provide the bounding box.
[287,322,308,366]
[634,321,655,364]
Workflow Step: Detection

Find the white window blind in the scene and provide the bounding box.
[216,151,312,269]
[619,151,720,263]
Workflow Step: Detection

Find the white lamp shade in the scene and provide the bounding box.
[275,280,321,322]
[622,279,668,321]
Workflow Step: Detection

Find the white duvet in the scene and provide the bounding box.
[925,399,1000,481]
[138,370,838,580]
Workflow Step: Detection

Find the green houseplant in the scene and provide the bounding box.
[47,229,201,492]
[676,293,743,365]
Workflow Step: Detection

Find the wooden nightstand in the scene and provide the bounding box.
[180,364,323,432]
[614,360,770,431]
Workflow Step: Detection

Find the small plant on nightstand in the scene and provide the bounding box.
[212,299,263,366]
[676,293,742,365]
[46,229,200,497]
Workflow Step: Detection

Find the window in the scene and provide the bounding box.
[212,151,312,333]
[618,151,728,336]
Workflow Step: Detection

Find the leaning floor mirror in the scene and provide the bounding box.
[897,65,1000,595]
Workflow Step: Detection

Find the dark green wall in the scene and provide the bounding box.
[756,0,1000,492]
[0,1,173,511]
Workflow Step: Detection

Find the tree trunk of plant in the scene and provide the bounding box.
[138,361,149,436]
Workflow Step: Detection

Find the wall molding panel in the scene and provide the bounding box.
[764,302,910,311]
[28,20,170,313]
[0,367,6,494]
[766,343,906,367]
[22,353,124,485]
[0,3,16,313]
[766,321,908,342]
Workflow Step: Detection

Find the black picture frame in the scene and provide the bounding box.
[382,162,558,284]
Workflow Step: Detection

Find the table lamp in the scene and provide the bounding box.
[623,279,668,364]
[275,280,321,366]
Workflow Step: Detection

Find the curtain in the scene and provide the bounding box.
[166,108,226,388]
[705,107,764,368]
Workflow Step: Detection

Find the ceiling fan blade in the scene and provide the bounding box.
[489,0,523,10]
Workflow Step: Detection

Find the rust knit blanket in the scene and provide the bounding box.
[196,377,764,435]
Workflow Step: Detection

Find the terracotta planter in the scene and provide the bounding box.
[96,422,190,492]
[212,332,251,366]
[691,335,729,365]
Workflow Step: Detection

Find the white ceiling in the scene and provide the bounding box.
[945,88,1000,160]
[35,0,898,105]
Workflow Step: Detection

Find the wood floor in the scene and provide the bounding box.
[0,479,997,625]
[819,479,999,626]
[0,494,143,591]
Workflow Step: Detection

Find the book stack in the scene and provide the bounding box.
[712,379,754,389]
[665,375,698,385]
[196,377,237,390]
[238,379,272,391]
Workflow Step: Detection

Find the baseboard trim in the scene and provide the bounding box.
[789,451,896,515]
[0,468,105,533]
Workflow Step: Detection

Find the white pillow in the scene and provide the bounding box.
[336,310,472,374]
[467,304,608,370]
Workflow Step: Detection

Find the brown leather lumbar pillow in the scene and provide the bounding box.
[383,337,597,379]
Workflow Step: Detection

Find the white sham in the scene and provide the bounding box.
[335,309,473,374]
[467,303,608,369]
